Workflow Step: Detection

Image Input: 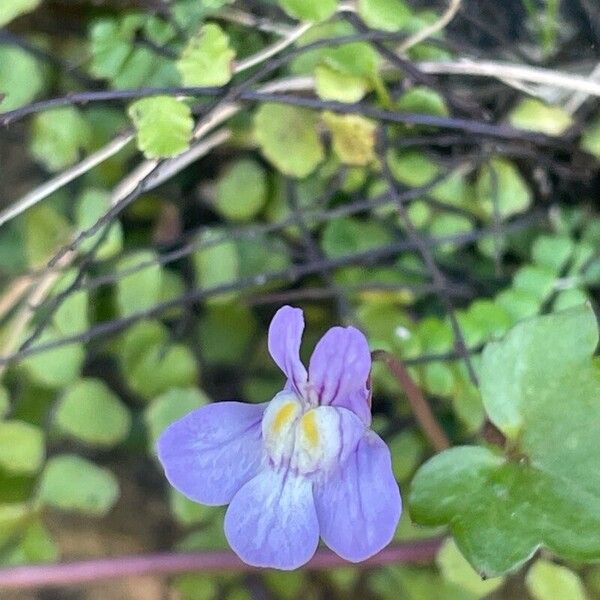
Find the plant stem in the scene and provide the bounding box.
[0,540,443,590]
[373,350,451,452]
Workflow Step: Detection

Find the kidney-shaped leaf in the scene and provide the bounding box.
[410,305,600,576]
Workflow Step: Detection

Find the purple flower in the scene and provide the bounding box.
[157,306,401,570]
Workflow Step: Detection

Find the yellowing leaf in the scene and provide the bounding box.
[509,98,573,136]
[128,96,193,158]
[322,111,377,165]
[177,23,235,87]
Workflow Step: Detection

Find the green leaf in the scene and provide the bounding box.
[120,320,168,373]
[215,160,267,221]
[278,0,338,21]
[89,18,134,80]
[38,454,119,516]
[177,23,235,87]
[0,421,44,475]
[0,46,43,111]
[53,285,89,337]
[76,188,123,260]
[22,329,85,388]
[254,103,324,177]
[321,217,393,259]
[512,265,556,302]
[116,251,163,316]
[128,96,193,159]
[314,65,367,103]
[192,230,239,303]
[24,204,70,268]
[396,86,449,116]
[144,387,209,448]
[128,344,198,400]
[437,539,504,598]
[526,560,587,600]
[55,379,131,447]
[410,306,600,576]
[581,115,600,159]
[476,158,531,219]
[322,112,377,166]
[30,107,92,172]
[509,98,573,136]
[358,0,413,32]
[0,0,40,26]
[198,304,257,365]
[388,150,440,187]
[321,43,380,79]
[531,235,574,273]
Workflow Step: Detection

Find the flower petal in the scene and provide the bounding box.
[224,468,319,569]
[308,326,371,422]
[268,306,308,395]
[157,401,266,506]
[314,430,401,562]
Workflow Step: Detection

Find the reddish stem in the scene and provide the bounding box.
[0,539,443,590]
[373,350,451,452]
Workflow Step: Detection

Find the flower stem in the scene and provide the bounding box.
[372,350,451,452]
[0,540,443,590]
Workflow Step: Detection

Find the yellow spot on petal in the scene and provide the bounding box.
[301,410,319,449]
[272,402,298,435]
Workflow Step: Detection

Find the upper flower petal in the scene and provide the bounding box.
[224,467,319,570]
[308,326,372,422]
[268,306,308,395]
[157,401,266,506]
[314,430,401,562]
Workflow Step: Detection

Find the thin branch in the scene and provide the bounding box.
[397,0,462,54]
[415,59,600,98]
[372,350,451,452]
[0,132,134,228]
[0,540,443,590]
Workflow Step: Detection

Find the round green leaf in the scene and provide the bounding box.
[314,65,367,103]
[0,421,45,475]
[526,559,587,600]
[215,159,267,221]
[254,103,324,178]
[128,96,193,159]
[129,344,198,400]
[23,329,85,388]
[116,251,163,316]
[476,158,531,219]
[509,98,573,136]
[357,0,413,32]
[37,454,119,516]
[0,46,43,111]
[30,107,92,172]
[278,0,338,21]
[55,379,131,447]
